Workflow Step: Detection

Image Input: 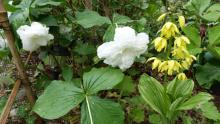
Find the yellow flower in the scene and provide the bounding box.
[181,55,196,69]
[153,37,167,52]
[147,57,162,70]
[178,16,185,28]
[174,36,190,48]
[172,47,189,59]
[161,22,179,38]
[157,13,167,21]
[158,60,181,75]
[177,73,187,80]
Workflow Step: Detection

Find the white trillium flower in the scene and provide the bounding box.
[97,26,149,71]
[17,22,54,52]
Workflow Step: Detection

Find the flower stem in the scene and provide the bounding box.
[86,95,94,124]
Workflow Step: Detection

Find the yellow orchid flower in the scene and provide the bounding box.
[174,36,190,48]
[172,47,189,59]
[161,22,179,38]
[157,13,167,21]
[177,73,187,80]
[178,16,185,28]
[181,55,196,69]
[153,37,167,52]
[167,60,181,75]
[147,57,162,70]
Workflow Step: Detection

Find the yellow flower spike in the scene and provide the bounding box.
[147,57,162,70]
[152,59,162,70]
[153,37,167,52]
[174,36,190,48]
[167,60,175,75]
[158,61,168,72]
[178,16,185,28]
[161,22,179,38]
[157,13,167,21]
[177,73,187,80]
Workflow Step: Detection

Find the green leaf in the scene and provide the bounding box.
[33,81,84,119]
[31,0,63,7]
[177,92,213,110]
[129,108,145,123]
[196,63,220,89]
[16,0,33,10]
[40,15,58,26]
[0,96,7,114]
[112,13,133,24]
[83,67,124,94]
[138,74,170,116]
[202,4,220,22]
[167,78,194,100]
[149,114,161,124]
[184,0,210,14]
[182,25,201,47]
[182,116,193,124]
[62,66,73,82]
[74,42,96,55]
[115,76,135,96]
[9,10,29,29]
[208,24,220,46]
[200,102,220,121]
[76,10,111,28]
[81,96,124,124]
[103,24,115,42]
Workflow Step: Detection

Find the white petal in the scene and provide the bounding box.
[114,27,136,42]
[16,22,54,51]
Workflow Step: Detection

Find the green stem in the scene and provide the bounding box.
[86,95,94,124]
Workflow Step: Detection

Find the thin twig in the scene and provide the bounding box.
[0,80,21,124]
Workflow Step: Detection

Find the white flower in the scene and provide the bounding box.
[17,22,54,52]
[97,26,149,71]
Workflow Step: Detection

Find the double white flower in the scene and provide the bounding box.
[17,22,54,52]
[97,27,149,71]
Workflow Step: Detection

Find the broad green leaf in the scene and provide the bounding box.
[177,92,213,110]
[31,0,63,7]
[16,0,32,9]
[76,10,111,28]
[182,25,201,47]
[112,13,133,24]
[103,24,115,42]
[138,74,170,116]
[200,102,220,121]
[167,78,194,100]
[9,10,29,29]
[33,81,84,119]
[187,44,202,55]
[115,76,135,96]
[184,0,210,14]
[83,68,124,94]
[208,24,220,46]
[196,63,220,89]
[62,66,73,81]
[202,4,220,22]
[81,96,124,124]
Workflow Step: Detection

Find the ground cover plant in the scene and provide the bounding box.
[0,0,220,124]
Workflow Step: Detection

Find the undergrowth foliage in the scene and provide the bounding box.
[0,0,220,124]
